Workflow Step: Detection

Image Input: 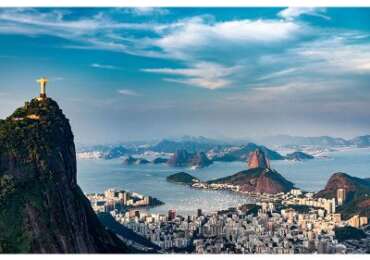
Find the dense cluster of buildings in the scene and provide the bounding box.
[104,188,369,254]
[86,188,162,213]
[87,186,369,253]
[192,182,369,229]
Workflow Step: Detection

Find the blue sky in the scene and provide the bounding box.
[0,7,370,144]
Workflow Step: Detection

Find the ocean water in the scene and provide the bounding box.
[77,148,370,216]
[273,148,370,192]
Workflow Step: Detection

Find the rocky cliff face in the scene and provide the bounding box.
[208,168,294,194]
[315,172,370,219]
[167,150,212,168]
[190,152,212,168]
[248,148,270,169]
[0,98,128,253]
[167,149,191,167]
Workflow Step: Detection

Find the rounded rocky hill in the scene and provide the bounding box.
[166,172,200,185]
[315,172,370,219]
[315,172,370,198]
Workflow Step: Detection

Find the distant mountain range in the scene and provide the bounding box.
[76,134,370,166]
[254,134,370,147]
[211,143,284,162]
[151,139,219,153]
[78,138,285,162]
[350,135,370,148]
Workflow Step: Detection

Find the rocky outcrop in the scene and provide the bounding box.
[167,150,212,168]
[104,145,129,159]
[248,148,270,169]
[167,150,192,167]
[208,168,294,194]
[316,172,370,219]
[122,156,149,165]
[137,158,150,164]
[122,156,138,165]
[0,98,128,253]
[190,152,213,168]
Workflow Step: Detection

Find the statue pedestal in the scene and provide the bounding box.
[36,94,47,101]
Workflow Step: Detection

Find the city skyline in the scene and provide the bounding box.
[0,8,370,144]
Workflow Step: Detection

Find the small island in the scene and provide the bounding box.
[285,151,314,161]
[123,156,150,165]
[166,172,200,185]
[152,157,168,164]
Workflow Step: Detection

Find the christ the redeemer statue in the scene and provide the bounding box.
[37,77,48,100]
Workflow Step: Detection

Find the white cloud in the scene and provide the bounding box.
[143,62,241,89]
[227,80,345,105]
[295,36,370,74]
[126,7,170,16]
[253,82,323,95]
[0,9,102,36]
[139,16,305,89]
[0,9,155,32]
[257,68,299,81]
[154,17,302,60]
[90,63,120,70]
[278,7,330,21]
[0,8,157,46]
[117,89,139,96]
[252,33,370,92]
[164,77,232,90]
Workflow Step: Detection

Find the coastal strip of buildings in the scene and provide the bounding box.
[86,188,163,213]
